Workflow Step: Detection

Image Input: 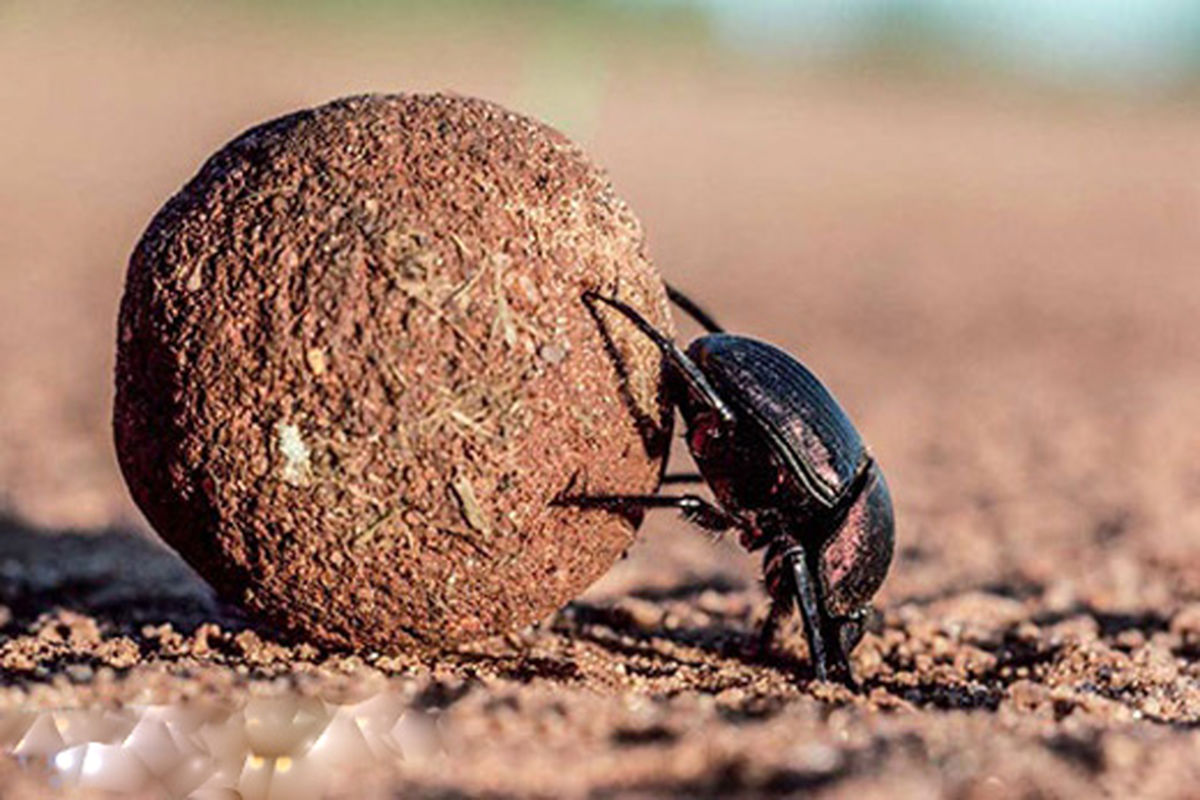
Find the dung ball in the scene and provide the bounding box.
[114,93,673,651]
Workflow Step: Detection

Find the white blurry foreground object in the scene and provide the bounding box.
[1,688,443,798]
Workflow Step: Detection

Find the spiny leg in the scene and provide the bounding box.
[661,473,704,485]
[769,543,855,685]
[665,283,724,334]
[554,493,737,533]
[780,544,832,682]
[583,292,734,425]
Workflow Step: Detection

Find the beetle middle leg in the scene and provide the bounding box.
[661,473,704,485]
[554,492,739,533]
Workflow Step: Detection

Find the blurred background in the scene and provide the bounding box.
[2,0,1199,610]
[5,7,1200,795]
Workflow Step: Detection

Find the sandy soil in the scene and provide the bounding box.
[3,3,1200,797]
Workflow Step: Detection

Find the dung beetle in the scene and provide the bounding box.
[561,286,895,686]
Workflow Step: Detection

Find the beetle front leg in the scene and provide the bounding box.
[782,544,831,682]
[769,543,855,685]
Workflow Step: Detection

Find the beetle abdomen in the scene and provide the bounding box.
[687,335,865,506]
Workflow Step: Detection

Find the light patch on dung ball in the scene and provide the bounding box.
[275,423,312,487]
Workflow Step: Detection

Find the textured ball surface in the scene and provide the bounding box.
[115,93,672,650]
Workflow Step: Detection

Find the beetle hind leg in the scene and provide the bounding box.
[665,283,724,334]
[583,292,735,425]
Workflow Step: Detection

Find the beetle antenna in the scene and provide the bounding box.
[665,283,724,334]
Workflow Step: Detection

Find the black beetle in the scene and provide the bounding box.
[560,286,895,686]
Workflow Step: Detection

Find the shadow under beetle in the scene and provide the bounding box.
[560,286,895,687]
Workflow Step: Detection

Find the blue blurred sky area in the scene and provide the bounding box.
[644,0,1200,89]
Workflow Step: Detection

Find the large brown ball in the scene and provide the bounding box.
[115,94,672,651]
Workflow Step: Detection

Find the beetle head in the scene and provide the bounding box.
[819,466,894,618]
[836,606,870,658]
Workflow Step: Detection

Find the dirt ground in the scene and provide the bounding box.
[3,4,1200,797]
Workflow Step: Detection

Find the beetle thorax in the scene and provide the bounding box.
[684,410,825,551]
